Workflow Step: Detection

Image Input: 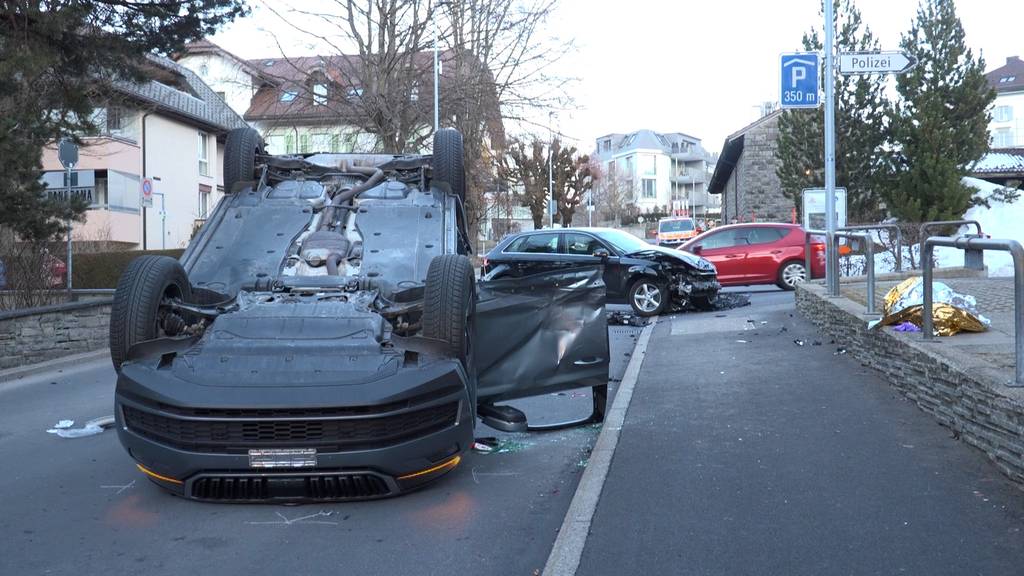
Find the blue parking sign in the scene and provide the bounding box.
[780,53,820,109]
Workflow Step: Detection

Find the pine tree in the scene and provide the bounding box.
[0,1,246,243]
[775,0,889,223]
[883,0,995,223]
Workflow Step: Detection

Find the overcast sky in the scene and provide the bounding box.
[212,0,1024,154]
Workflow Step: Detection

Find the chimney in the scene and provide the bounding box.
[1010,56,1021,65]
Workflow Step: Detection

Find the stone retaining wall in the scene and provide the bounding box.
[0,299,112,369]
[795,282,1024,486]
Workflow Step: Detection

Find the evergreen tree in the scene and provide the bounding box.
[883,0,995,223]
[775,0,889,223]
[0,1,246,243]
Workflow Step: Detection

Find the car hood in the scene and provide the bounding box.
[627,244,715,272]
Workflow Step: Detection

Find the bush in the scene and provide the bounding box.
[72,249,185,289]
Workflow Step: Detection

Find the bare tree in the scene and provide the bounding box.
[503,138,548,229]
[590,162,634,226]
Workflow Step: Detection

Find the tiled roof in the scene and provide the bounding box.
[986,56,1024,94]
[116,55,248,133]
[973,149,1024,174]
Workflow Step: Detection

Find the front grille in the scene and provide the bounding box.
[122,402,459,453]
[191,473,391,501]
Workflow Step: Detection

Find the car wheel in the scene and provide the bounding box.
[432,128,465,202]
[777,260,807,290]
[224,127,264,194]
[422,254,475,362]
[110,256,192,372]
[628,278,666,317]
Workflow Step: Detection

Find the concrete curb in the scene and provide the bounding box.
[0,348,110,385]
[542,318,657,576]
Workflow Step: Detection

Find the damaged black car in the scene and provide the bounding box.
[483,227,720,316]
[109,128,609,502]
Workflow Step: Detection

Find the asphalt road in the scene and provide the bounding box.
[0,317,641,576]
[579,287,1024,575]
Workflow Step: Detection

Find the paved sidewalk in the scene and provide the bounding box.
[575,297,1024,576]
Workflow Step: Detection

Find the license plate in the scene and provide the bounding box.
[248,448,317,469]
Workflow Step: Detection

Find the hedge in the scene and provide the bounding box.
[72,249,185,289]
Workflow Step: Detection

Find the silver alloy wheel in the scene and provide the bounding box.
[632,282,663,313]
[782,262,807,287]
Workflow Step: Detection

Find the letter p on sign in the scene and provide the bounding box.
[790,66,806,88]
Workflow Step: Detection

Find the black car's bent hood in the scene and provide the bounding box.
[627,244,714,271]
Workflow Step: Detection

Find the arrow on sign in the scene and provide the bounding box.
[839,50,917,75]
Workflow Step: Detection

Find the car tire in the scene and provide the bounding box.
[110,256,192,372]
[432,128,465,202]
[224,127,264,194]
[777,260,807,291]
[628,277,667,317]
[422,254,475,362]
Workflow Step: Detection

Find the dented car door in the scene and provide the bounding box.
[474,265,609,402]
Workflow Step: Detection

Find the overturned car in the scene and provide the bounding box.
[110,128,609,502]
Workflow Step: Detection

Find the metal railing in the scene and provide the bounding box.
[840,224,903,272]
[803,228,877,314]
[830,231,877,314]
[922,236,1024,386]
[919,220,985,270]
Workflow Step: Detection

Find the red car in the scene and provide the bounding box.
[680,223,825,290]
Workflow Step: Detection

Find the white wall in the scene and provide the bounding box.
[177,53,255,118]
[143,116,220,249]
[991,91,1024,147]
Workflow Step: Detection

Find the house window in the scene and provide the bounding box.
[106,107,124,132]
[299,134,310,154]
[284,133,296,154]
[280,90,297,102]
[199,63,209,77]
[642,179,656,199]
[310,133,331,152]
[198,187,210,218]
[216,91,226,101]
[410,87,419,101]
[347,87,364,99]
[993,106,1013,123]
[993,128,1014,148]
[198,131,210,176]
[313,83,328,106]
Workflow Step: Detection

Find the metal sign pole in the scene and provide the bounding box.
[65,165,73,298]
[824,0,838,296]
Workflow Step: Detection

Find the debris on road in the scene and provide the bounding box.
[793,339,805,346]
[47,416,114,438]
[736,340,748,343]
[834,348,848,355]
[473,437,500,453]
[607,311,648,326]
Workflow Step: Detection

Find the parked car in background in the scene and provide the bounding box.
[483,227,720,316]
[0,254,66,289]
[680,223,824,291]
[655,216,699,247]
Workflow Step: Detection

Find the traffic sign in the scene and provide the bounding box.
[839,50,917,75]
[801,187,847,230]
[780,52,820,109]
[58,138,78,169]
[141,177,154,208]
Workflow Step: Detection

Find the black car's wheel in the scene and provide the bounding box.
[432,128,465,201]
[628,277,667,317]
[777,260,807,291]
[224,127,264,193]
[110,256,192,372]
[422,254,475,362]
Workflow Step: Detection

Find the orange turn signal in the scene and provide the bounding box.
[136,463,183,485]
[397,455,461,481]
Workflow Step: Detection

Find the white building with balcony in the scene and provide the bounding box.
[987,56,1024,149]
[591,129,719,217]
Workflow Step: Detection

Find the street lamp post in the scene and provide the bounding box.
[548,111,555,228]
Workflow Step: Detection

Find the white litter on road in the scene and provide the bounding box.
[47,416,115,438]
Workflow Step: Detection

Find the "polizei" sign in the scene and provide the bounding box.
[839,50,917,75]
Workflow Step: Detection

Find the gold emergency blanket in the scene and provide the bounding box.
[871,277,990,336]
